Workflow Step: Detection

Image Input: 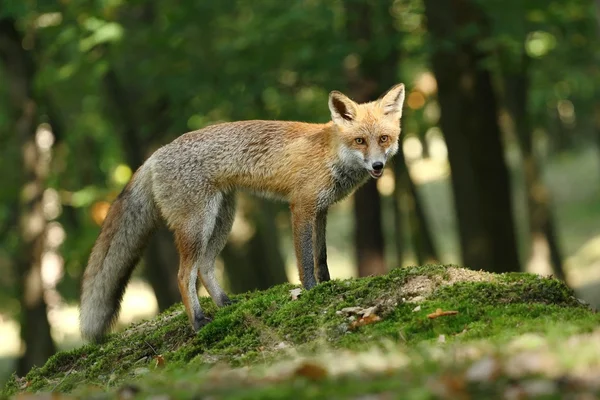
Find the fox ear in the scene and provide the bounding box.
[379,83,405,118]
[328,90,358,125]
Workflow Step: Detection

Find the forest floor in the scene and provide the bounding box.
[3,264,600,399]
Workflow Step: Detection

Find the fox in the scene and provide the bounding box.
[79,83,406,342]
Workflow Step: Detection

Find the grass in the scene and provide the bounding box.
[3,264,600,399]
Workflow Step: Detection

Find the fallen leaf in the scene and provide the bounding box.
[350,314,382,329]
[154,355,165,368]
[290,288,302,300]
[294,362,328,381]
[427,308,459,319]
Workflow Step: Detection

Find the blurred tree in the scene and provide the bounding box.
[423,0,522,273]
[491,1,568,281]
[101,67,181,310]
[502,50,565,280]
[393,140,439,266]
[222,197,288,293]
[342,0,394,277]
[0,17,56,375]
[342,0,438,274]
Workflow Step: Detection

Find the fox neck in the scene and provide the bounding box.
[321,126,370,205]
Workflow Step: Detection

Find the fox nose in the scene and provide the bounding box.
[372,162,384,171]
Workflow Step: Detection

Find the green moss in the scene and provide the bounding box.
[3,264,599,398]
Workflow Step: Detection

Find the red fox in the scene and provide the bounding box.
[79,83,405,342]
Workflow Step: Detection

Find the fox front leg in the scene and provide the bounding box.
[291,204,318,289]
[314,209,330,283]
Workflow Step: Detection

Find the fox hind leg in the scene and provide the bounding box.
[198,191,236,307]
[174,192,223,331]
[175,230,210,331]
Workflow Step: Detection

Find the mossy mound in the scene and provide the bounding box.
[3,264,599,399]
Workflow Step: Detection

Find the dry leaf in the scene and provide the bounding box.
[294,362,328,381]
[350,314,382,329]
[290,288,302,300]
[154,355,165,368]
[427,308,459,319]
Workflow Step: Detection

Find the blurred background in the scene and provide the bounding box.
[1,0,599,386]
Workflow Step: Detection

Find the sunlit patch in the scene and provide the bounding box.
[557,100,575,126]
[91,201,111,226]
[229,209,255,246]
[43,188,62,220]
[117,279,159,325]
[407,91,425,110]
[525,31,556,58]
[403,136,423,163]
[414,71,437,96]
[423,101,440,124]
[112,164,132,186]
[46,222,66,248]
[377,169,395,196]
[427,131,448,162]
[0,317,22,357]
[48,304,81,344]
[35,12,63,28]
[35,123,55,151]
[41,251,64,289]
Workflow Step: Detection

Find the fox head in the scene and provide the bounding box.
[328,83,405,179]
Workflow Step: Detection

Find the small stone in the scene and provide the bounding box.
[465,356,500,383]
[290,288,302,300]
[132,367,150,376]
[438,334,446,343]
[412,305,421,312]
[406,296,425,303]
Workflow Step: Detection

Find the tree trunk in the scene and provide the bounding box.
[0,17,56,375]
[394,140,439,265]
[343,0,393,277]
[392,158,405,267]
[222,197,288,293]
[352,180,387,276]
[503,53,566,281]
[102,68,181,310]
[423,0,521,273]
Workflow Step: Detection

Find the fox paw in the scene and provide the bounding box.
[192,314,212,331]
[219,294,239,307]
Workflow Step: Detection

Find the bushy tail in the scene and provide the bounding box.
[79,163,158,342]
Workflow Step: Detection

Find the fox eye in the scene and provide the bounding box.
[355,138,365,145]
[380,135,389,143]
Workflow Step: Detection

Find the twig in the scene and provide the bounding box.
[144,340,158,355]
[51,368,73,392]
